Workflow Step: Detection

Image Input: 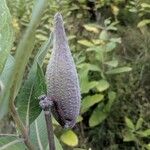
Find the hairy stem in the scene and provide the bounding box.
[10,103,35,150]
[39,95,55,150]
[44,110,55,150]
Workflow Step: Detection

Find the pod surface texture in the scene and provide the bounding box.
[46,13,81,128]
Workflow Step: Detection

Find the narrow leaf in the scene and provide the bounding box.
[106,67,132,74]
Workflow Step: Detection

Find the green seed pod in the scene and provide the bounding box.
[46,13,81,128]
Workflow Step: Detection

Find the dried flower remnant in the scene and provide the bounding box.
[45,13,81,128]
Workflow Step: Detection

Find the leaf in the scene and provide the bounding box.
[0,0,47,120]
[104,60,118,67]
[137,129,150,137]
[106,67,132,74]
[125,117,135,130]
[30,112,63,150]
[0,0,14,73]
[137,19,150,28]
[135,117,144,130]
[76,115,83,123]
[89,91,116,127]
[16,34,52,124]
[81,94,104,113]
[78,63,100,93]
[60,130,78,147]
[141,3,150,8]
[0,55,14,119]
[83,24,99,33]
[96,80,110,92]
[17,63,46,125]
[77,40,94,47]
[89,105,107,127]
[0,137,25,150]
[123,131,136,142]
[105,42,116,52]
[99,30,109,41]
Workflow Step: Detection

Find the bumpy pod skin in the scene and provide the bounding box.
[46,13,81,128]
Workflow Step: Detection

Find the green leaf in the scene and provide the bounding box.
[104,60,118,67]
[0,55,14,119]
[123,131,136,142]
[83,24,99,33]
[76,115,83,123]
[141,3,150,8]
[17,63,46,125]
[30,112,63,150]
[0,137,25,150]
[137,19,150,28]
[105,91,116,111]
[89,104,107,127]
[106,67,132,74]
[60,130,78,147]
[137,129,150,137]
[96,80,110,92]
[99,30,109,41]
[89,91,116,127]
[135,117,144,130]
[105,42,116,52]
[125,117,135,130]
[0,0,47,120]
[16,34,52,124]
[0,0,14,73]
[81,94,104,113]
[77,40,94,47]
[78,63,100,93]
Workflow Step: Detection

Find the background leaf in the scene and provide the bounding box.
[60,130,78,147]
[0,137,25,150]
[0,0,14,73]
[81,94,104,113]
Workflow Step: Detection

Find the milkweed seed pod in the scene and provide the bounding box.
[46,13,81,128]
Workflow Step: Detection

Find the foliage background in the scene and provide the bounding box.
[0,0,150,150]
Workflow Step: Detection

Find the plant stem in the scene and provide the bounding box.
[9,101,35,150]
[39,95,55,150]
[44,110,55,150]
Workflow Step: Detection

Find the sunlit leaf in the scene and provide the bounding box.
[104,60,118,67]
[125,117,135,130]
[99,30,109,41]
[77,40,94,47]
[105,42,116,52]
[123,131,136,142]
[137,129,150,138]
[81,94,104,113]
[96,80,110,92]
[106,67,132,74]
[83,24,99,33]
[60,130,78,147]
[137,19,150,28]
[135,117,144,130]
[76,115,83,123]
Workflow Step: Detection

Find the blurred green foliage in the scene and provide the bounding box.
[0,0,150,150]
